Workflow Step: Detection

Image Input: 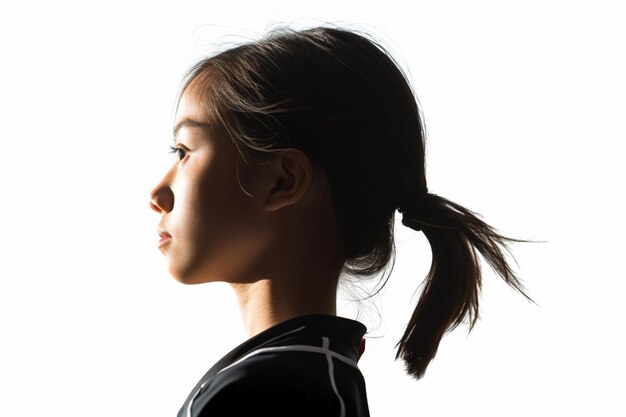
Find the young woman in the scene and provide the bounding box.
[149,25,532,417]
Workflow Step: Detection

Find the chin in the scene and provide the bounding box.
[166,263,197,285]
[168,264,220,285]
[170,271,207,285]
[171,275,200,285]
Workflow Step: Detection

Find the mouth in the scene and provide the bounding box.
[158,229,172,247]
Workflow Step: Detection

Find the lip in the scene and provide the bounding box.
[158,229,172,247]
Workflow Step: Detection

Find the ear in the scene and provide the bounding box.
[263,149,314,212]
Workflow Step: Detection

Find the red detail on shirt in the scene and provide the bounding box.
[357,338,366,362]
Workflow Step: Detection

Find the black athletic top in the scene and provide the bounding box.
[176,314,370,417]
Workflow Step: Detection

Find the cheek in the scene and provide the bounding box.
[169,163,271,283]
[194,171,261,245]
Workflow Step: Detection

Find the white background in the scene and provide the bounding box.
[1,1,624,416]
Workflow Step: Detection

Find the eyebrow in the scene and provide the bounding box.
[172,119,212,142]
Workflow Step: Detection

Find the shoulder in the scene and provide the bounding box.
[191,350,356,416]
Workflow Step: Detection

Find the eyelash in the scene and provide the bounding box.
[168,145,187,161]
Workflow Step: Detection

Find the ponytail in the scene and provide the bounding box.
[396,192,534,379]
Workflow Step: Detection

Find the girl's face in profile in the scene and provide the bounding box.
[149,88,273,285]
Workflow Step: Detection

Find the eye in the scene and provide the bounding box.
[168,145,188,161]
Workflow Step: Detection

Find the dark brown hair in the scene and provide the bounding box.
[176,25,534,379]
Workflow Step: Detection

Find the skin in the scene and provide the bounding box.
[149,86,345,337]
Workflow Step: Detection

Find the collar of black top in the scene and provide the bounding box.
[206,314,367,379]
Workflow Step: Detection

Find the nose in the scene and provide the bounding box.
[149,181,174,214]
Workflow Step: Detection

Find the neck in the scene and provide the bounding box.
[230,276,337,338]
[229,187,343,338]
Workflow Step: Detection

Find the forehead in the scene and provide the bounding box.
[176,65,222,119]
[174,70,225,140]
[175,92,207,124]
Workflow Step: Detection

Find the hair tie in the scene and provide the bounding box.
[398,192,434,232]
